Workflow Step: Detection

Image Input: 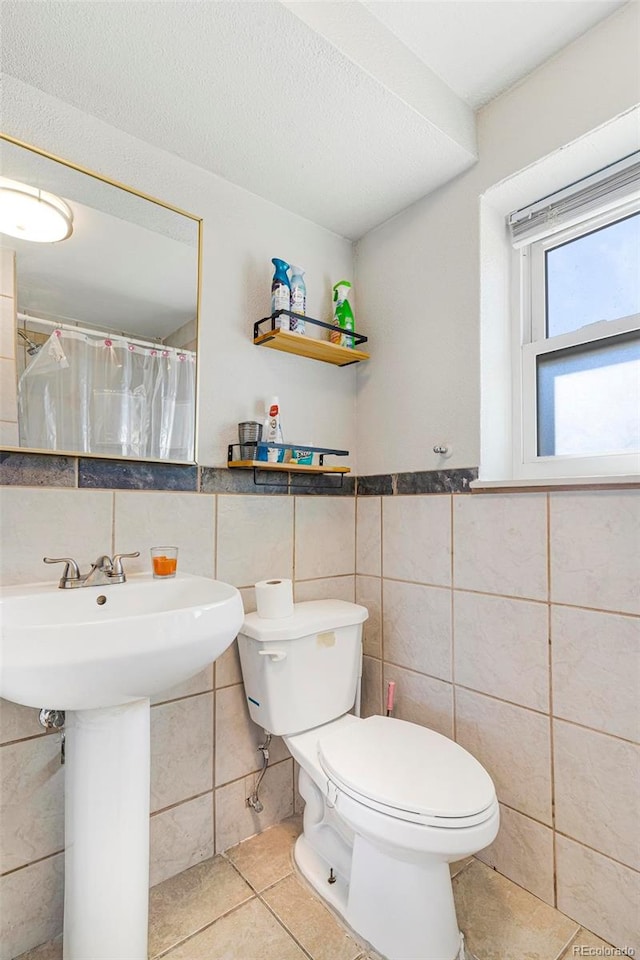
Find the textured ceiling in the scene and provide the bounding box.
[1,1,628,239]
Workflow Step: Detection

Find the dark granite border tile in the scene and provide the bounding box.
[356,474,394,496]
[395,468,478,495]
[291,473,355,496]
[200,466,288,495]
[78,458,197,491]
[0,451,77,487]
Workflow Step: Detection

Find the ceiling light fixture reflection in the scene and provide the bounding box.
[0,177,73,243]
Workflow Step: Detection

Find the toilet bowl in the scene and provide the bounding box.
[238,600,499,960]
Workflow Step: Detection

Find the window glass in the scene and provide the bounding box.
[537,334,640,457]
[545,213,640,338]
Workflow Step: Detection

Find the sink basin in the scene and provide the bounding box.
[0,571,244,960]
[0,573,244,709]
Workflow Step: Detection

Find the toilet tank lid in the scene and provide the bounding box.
[241,600,368,641]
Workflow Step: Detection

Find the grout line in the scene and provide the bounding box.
[150,894,257,960]
[551,715,640,746]
[554,926,588,960]
[150,687,214,708]
[255,892,315,960]
[450,494,456,741]
[553,828,640,875]
[547,493,559,908]
[214,756,292,795]
[379,498,385,714]
[150,789,213,818]
[494,796,640,875]
[0,729,48,748]
[0,847,64,878]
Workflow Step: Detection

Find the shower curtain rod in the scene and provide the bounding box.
[17,312,196,357]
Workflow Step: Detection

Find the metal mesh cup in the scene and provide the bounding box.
[238,421,263,460]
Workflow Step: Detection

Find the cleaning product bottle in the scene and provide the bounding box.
[264,396,285,463]
[289,265,306,335]
[331,280,355,348]
[271,259,291,331]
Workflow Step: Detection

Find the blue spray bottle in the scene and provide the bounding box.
[271,258,291,331]
[289,265,306,335]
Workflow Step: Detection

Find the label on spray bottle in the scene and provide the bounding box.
[290,286,306,334]
[272,285,290,331]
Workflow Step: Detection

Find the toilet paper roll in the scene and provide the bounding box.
[255,578,294,619]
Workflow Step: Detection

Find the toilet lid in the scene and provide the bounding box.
[318,715,495,821]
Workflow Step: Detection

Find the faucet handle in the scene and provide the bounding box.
[111,551,140,577]
[43,557,81,582]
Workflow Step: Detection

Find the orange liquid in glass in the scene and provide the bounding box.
[153,556,177,577]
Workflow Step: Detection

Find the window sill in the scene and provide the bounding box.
[471,476,640,493]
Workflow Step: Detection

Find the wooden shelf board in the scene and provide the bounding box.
[254,330,369,366]
[228,461,350,475]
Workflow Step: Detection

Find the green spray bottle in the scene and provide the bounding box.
[331,280,355,349]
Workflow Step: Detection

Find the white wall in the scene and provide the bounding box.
[354,3,640,476]
[1,76,356,468]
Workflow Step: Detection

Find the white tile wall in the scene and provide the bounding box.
[556,835,640,953]
[356,496,381,576]
[553,720,640,870]
[0,734,64,874]
[455,687,552,825]
[383,579,452,680]
[0,487,113,585]
[294,497,355,580]
[1,478,637,954]
[0,853,64,960]
[0,482,357,958]
[551,605,640,742]
[550,491,640,614]
[355,575,381,658]
[356,488,639,948]
[150,793,214,887]
[382,663,453,739]
[454,592,549,711]
[294,575,355,603]
[383,495,451,585]
[453,494,547,600]
[150,694,214,813]
[476,803,555,906]
[216,495,294,587]
[114,491,216,578]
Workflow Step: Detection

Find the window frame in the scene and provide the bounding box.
[511,195,640,481]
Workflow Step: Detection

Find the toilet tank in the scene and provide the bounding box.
[237,600,368,736]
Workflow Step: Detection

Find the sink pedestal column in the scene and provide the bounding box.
[63,699,150,960]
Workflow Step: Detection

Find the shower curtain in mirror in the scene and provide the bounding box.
[18,329,196,461]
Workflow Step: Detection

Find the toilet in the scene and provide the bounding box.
[237,599,499,960]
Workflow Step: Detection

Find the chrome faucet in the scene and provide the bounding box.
[43,552,140,589]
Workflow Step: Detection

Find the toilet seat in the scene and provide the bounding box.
[317,715,496,829]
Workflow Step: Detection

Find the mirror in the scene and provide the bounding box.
[0,135,200,463]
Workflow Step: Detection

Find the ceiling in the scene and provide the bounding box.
[1,1,629,240]
[364,1,629,108]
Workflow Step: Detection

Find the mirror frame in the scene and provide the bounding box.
[1,133,202,465]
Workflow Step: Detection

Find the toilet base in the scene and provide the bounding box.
[294,830,462,960]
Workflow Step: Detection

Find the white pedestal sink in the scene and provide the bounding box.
[0,573,244,960]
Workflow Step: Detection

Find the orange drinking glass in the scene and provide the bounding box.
[150,546,178,578]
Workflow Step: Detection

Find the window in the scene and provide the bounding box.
[509,155,640,481]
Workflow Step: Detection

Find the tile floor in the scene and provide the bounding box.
[18,816,614,960]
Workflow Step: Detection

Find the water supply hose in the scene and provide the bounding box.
[247,733,272,813]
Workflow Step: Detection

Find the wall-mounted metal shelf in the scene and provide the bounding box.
[228,441,350,485]
[254,311,369,367]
